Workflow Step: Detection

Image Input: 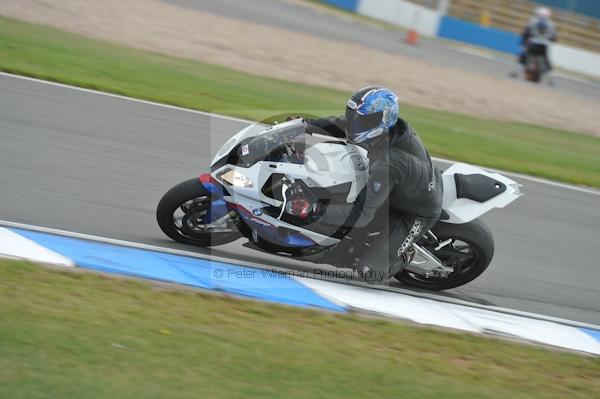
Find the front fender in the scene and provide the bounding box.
[199,173,229,223]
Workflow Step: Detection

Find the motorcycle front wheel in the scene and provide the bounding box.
[156,178,241,247]
[395,219,494,290]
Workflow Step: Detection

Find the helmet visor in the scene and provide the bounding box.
[345,107,384,143]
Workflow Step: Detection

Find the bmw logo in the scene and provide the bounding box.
[252,208,263,216]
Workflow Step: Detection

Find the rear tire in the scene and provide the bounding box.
[526,68,541,82]
[156,178,241,247]
[395,219,494,290]
[525,55,541,83]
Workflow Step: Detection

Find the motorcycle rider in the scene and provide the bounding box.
[305,87,443,283]
[513,6,557,80]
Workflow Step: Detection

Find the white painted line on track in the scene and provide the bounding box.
[2,71,598,196]
[0,72,251,124]
[2,218,600,331]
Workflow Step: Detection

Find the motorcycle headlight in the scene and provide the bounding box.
[220,169,254,188]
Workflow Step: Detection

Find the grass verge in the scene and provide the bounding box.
[1,16,599,187]
[1,259,599,398]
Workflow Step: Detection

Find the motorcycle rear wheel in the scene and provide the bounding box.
[395,219,494,290]
[156,178,241,247]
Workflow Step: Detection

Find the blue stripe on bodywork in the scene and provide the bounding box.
[11,228,345,312]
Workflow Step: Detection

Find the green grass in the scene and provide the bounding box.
[1,16,599,187]
[1,259,599,398]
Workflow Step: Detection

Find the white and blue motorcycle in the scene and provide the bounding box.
[157,119,522,290]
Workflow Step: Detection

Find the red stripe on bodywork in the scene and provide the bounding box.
[199,173,219,185]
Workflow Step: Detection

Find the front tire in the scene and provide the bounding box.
[395,219,494,290]
[156,178,241,247]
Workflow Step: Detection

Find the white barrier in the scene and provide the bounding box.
[357,0,441,36]
[552,43,600,78]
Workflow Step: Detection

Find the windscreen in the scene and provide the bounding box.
[230,121,307,167]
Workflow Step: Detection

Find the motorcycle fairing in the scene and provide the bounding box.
[229,197,340,249]
[210,123,267,168]
[208,120,368,250]
[200,171,328,249]
[441,163,522,224]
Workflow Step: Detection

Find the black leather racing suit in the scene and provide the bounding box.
[306,116,443,281]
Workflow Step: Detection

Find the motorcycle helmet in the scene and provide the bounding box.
[345,86,399,144]
[535,6,551,20]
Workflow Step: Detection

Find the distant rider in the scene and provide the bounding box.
[305,87,443,283]
[514,7,557,79]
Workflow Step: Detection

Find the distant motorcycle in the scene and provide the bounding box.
[157,119,522,290]
[524,42,551,83]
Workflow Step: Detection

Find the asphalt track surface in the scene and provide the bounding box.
[1,74,599,323]
[162,0,600,101]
